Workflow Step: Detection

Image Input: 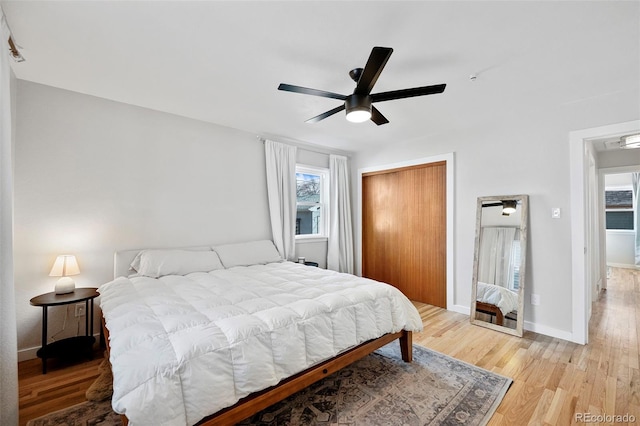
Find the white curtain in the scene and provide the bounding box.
[0,8,18,426]
[327,155,354,274]
[633,173,640,265]
[478,227,517,288]
[265,140,297,261]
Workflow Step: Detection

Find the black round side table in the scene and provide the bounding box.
[30,287,99,374]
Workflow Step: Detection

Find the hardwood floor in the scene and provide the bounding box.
[18,352,104,426]
[412,266,640,425]
[18,267,640,425]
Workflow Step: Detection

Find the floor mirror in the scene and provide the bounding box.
[470,195,528,337]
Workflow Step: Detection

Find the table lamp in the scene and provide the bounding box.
[49,254,80,294]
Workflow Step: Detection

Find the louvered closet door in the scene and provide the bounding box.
[362,161,446,307]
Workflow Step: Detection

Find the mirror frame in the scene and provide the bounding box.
[470,194,528,337]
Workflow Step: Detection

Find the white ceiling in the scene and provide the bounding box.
[2,1,639,152]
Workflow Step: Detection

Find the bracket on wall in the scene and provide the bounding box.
[7,36,25,62]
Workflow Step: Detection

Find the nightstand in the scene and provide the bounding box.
[30,287,99,374]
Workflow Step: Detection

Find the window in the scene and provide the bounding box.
[605,189,634,230]
[295,165,328,238]
[509,241,521,291]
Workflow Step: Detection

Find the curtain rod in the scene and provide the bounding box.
[256,135,352,158]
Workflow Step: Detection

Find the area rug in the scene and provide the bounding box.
[26,344,511,426]
[25,399,122,426]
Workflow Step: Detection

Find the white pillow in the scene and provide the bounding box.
[131,249,224,278]
[213,240,282,268]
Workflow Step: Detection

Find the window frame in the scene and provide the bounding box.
[295,164,329,240]
[604,187,635,231]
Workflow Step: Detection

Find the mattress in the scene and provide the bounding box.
[476,281,519,315]
[99,261,423,425]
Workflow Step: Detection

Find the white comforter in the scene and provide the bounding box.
[99,261,423,425]
[476,281,519,315]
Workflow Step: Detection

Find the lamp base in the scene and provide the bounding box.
[55,277,75,294]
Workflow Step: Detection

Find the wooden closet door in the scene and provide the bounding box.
[362,161,446,307]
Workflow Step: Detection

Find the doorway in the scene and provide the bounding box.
[570,120,640,344]
[600,168,640,279]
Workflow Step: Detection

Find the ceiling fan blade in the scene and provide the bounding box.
[355,47,393,96]
[370,106,389,125]
[371,84,446,103]
[278,83,346,100]
[305,104,346,123]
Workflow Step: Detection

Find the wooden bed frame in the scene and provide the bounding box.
[102,317,413,426]
[475,301,518,327]
[475,301,505,326]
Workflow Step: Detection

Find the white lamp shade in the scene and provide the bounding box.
[50,255,79,294]
[49,255,80,277]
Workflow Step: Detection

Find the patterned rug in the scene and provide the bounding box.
[26,344,511,426]
[25,399,122,426]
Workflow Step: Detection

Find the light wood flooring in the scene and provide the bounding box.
[411,266,640,425]
[18,267,640,425]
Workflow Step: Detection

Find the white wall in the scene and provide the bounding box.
[606,231,635,266]
[605,172,633,188]
[13,81,278,357]
[598,149,640,169]
[353,90,639,340]
[13,81,348,358]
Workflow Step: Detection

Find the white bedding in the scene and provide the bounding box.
[476,281,519,315]
[99,261,423,425]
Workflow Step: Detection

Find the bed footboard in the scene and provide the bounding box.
[475,301,505,325]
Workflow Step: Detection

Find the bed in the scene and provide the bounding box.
[475,282,519,326]
[99,240,423,425]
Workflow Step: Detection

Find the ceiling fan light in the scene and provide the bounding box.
[502,200,517,215]
[345,94,372,123]
[346,109,372,123]
[620,134,640,149]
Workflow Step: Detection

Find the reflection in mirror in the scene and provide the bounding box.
[471,195,528,337]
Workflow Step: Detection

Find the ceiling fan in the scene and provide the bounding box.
[278,46,446,125]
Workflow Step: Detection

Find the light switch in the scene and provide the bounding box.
[551,208,561,219]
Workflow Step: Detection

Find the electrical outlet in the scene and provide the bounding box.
[531,294,541,306]
[75,303,86,317]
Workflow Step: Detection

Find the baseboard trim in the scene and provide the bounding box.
[449,304,470,316]
[452,303,575,343]
[18,345,39,362]
[523,321,574,343]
